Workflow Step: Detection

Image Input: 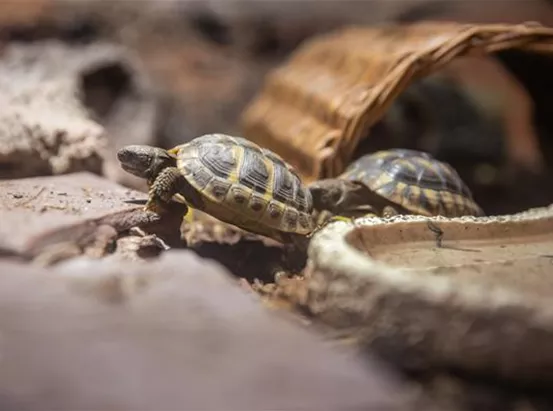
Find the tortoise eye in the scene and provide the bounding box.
[139,152,153,163]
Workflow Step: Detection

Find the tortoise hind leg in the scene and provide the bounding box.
[146,166,189,215]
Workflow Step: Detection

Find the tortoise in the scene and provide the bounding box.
[308,148,484,222]
[116,133,315,247]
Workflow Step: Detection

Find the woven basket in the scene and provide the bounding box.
[241,21,553,182]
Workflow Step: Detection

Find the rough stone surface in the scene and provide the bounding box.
[0,42,105,179]
[0,40,158,189]
[0,251,424,411]
[105,227,169,262]
[0,172,184,261]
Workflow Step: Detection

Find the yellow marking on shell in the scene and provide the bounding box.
[452,192,480,216]
[374,151,392,161]
[416,157,435,173]
[457,196,469,215]
[353,169,370,183]
[438,190,454,214]
[402,160,418,176]
[452,193,467,215]
[227,144,243,184]
[457,196,468,213]
[399,181,432,217]
[372,172,394,188]
[452,193,474,217]
[423,188,441,214]
[407,184,422,207]
[226,135,252,153]
[174,144,195,175]
[391,181,408,206]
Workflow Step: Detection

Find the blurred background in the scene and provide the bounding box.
[2,0,553,215]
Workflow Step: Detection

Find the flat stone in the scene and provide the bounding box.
[0,251,426,411]
[0,172,183,260]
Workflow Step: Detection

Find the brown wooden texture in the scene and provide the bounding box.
[241,21,553,182]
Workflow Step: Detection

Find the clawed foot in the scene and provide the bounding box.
[144,197,169,215]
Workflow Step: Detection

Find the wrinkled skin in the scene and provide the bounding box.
[117,145,188,214]
[117,145,175,182]
[308,178,400,222]
[310,179,385,215]
[308,179,349,213]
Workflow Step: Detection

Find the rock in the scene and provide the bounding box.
[0,172,185,263]
[0,42,104,179]
[0,251,426,410]
[106,226,169,261]
[0,40,158,190]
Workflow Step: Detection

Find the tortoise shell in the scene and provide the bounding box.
[342,149,483,217]
[169,134,314,238]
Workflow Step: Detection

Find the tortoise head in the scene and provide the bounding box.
[309,178,372,215]
[117,145,175,180]
[308,179,350,212]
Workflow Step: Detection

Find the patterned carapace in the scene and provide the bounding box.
[341,149,483,217]
[170,134,315,238]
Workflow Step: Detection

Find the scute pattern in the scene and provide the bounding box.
[272,160,296,205]
[238,146,271,194]
[198,142,236,180]
[343,149,483,217]
[172,133,314,237]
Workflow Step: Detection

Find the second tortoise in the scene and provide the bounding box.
[309,148,484,221]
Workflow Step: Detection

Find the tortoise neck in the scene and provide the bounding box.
[148,156,177,181]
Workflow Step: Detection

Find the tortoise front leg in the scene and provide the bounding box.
[146,166,189,215]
